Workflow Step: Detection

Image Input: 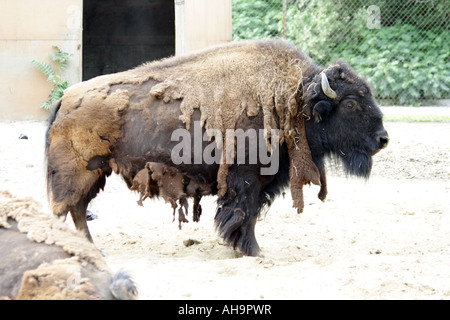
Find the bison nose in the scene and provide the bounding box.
[376,130,389,149]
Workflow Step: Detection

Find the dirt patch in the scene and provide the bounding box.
[0,120,449,299]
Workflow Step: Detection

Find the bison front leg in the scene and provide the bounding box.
[215,167,263,257]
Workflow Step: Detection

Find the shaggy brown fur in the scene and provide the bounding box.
[131,164,157,207]
[144,40,321,199]
[131,162,213,229]
[148,162,188,229]
[0,191,137,300]
[288,114,321,213]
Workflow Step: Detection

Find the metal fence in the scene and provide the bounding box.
[232,0,450,120]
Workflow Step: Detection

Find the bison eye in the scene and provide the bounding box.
[341,99,359,111]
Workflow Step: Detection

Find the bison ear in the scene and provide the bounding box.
[313,101,332,123]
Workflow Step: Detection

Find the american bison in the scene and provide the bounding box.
[0,191,137,300]
[46,39,388,257]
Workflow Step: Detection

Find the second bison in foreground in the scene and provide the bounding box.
[0,191,137,300]
[46,39,388,257]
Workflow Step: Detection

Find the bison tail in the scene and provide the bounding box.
[45,99,62,202]
[110,270,139,300]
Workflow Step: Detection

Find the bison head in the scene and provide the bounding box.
[303,60,389,178]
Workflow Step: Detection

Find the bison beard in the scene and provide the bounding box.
[342,152,373,178]
[46,39,387,257]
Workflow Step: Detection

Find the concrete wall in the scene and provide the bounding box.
[0,0,82,120]
[1,0,231,120]
[175,0,232,55]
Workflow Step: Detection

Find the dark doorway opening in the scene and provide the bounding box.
[83,0,175,81]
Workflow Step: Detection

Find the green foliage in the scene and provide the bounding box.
[341,24,450,105]
[372,0,448,29]
[232,0,450,105]
[285,0,363,63]
[233,0,284,40]
[32,45,72,110]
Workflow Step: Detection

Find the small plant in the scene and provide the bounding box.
[32,45,72,110]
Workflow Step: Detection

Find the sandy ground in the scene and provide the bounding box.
[1,119,449,300]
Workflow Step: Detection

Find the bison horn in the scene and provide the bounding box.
[321,72,337,99]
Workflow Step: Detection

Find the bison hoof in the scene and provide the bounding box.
[243,245,263,258]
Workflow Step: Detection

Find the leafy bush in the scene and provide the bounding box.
[233,0,283,40]
[232,0,450,105]
[340,23,450,105]
[32,45,72,110]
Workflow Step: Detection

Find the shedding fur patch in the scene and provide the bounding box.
[140,39,321,207]
[131,162,212,228]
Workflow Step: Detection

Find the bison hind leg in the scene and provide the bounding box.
[193,194,202,222]
[177,198,189,230]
